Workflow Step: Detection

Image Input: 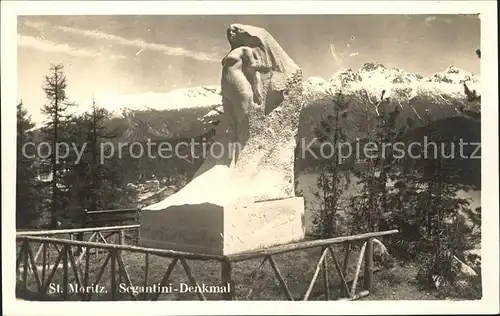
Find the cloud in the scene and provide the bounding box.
[22,20,219,62]
[18,34,125,59]
[424,16,437,26]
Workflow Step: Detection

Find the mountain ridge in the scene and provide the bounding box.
[99,63,480,122]
[33,62,480,144]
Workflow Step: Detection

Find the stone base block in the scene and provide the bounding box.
[139,197,305,255]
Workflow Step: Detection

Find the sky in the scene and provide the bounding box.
[17,14,480,125]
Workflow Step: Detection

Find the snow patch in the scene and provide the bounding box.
[96,86,222,117]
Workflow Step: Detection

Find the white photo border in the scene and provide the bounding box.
[2,1,498,315]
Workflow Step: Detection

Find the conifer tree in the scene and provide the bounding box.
[41,64,75,228]
[312,91,351,237]
[406,111,476,284]
[16,101,42,228]
[62,98,137,229]
[349,91,408,234]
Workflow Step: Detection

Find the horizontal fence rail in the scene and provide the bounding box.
[16,225,140,237]
[85,208,138,215]
[17,236,226,261]
[226,230,399,262]
[16,225,398,301]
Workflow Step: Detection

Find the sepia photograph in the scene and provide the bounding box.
[2,1,498,315]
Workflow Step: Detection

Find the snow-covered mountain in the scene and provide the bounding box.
[98,62,480,143]
[300,63,480,126]
[100,62,480,118]
[97,85,222,117]
[96,86,221,142]
[427,65,480,84]
[306,62,480,106]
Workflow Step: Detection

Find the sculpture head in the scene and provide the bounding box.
[225,23,300,75]
[226,23,263,50]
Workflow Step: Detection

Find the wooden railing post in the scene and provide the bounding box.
[340,242,351,297]
[62,245,69,300]
[115,229,125,285]
[363,238,374,292]
[119,229,125,245]
[111,250,117,301]
[221,258,234,300]
[84,246,90,300]
[322,246,330,300]
[76,208,87,255]
[42,242,47,285]
[22,241,28,291]
[143,253,149,300]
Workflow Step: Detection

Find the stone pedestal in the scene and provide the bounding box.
[139,197,305,255]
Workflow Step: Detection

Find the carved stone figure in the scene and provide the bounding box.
[218,23,304,200]
[140,24,305,255]
[224,23,301,115]
[220,45,262,148]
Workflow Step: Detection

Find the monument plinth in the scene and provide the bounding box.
[140,24,306,255]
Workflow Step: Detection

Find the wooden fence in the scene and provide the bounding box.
[84,208,139,227]
[16,226,398,301]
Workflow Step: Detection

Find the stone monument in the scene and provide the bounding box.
[140,24,306,255]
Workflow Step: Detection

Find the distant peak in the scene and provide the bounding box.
[426,65,476,84]
[361,62,386,71]
[443,65,462,74]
